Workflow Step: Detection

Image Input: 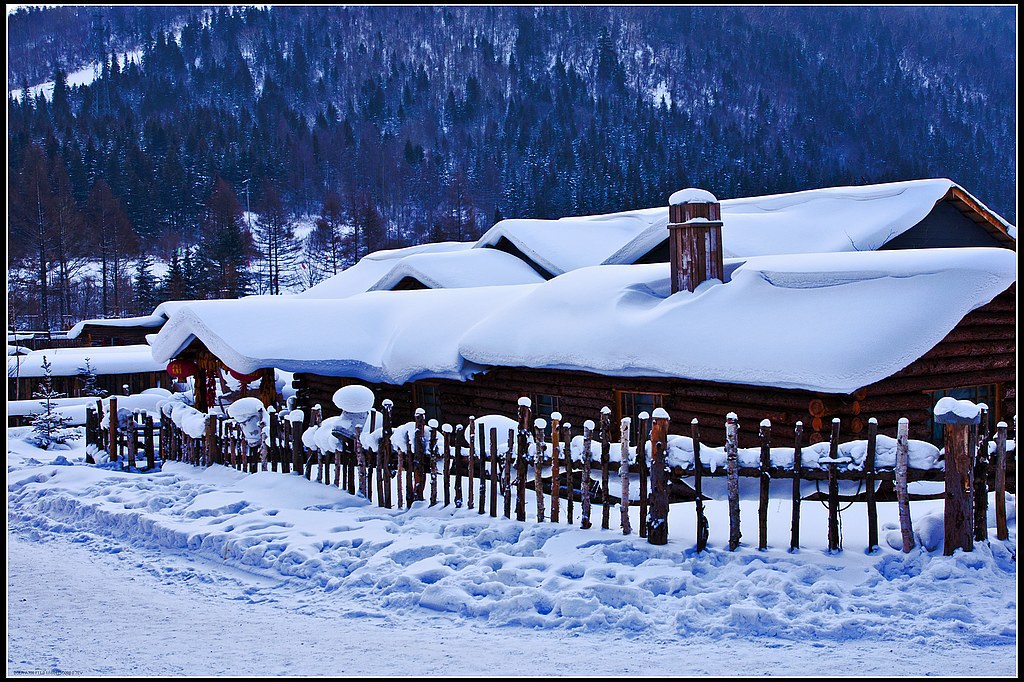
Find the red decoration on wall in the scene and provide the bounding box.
[166,358,198,381]
[227,367,263,384]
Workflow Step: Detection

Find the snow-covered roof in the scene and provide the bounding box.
[8,344,166,378]
[368,248,544,291]
[148,247,1015,394]
[475,179,1016,276]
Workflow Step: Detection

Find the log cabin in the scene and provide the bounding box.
[8,344,169,403]
[148,179,1016,448]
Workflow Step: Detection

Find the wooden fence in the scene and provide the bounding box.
[85,396,1016,554]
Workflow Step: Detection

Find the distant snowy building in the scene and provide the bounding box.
[148,178,1016,446]
[8,344,169,403]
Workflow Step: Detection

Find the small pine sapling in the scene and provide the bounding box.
[29,356,79,449]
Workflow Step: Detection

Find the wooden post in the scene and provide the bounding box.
[619,417,631,535]
[895,418,914,552]
[726,412,741,551]
[580,420,594,529]
[268,409,279,473]
[503,428,514,519]
[453,425,464,508]
[550,412,561,523]
[467,416,476,510]
[205,413,218,469]
[415,410,426,501]
[489,426,498,518]
[561,424,573,525]
[126,412,138,470]
[935,400,979,555]
[827,418,841,553]
[108,396,119,462]
[994,422,1008,541]
[973,405,989,543]
[647,410,670,545]
[534,419,546,522]
[516,400,530,522]
[758,419,771,551]
[429,420,439,507]
[692,418,708,552]
[600,407,611,530]
[479,421,487,516]
[381,401,393,508]
[442,425,453,507]
[403,430,414,507]
[637,413,649,538]
[356,425,367,498]
[865,418,879,552]
[144,413,155,470]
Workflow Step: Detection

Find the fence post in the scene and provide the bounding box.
[935,399,979,555]
[758,419,771,551]
[356,424,367,498]
[429,420,439,507]
[726,412,741,551]
[865,418,879,552]
[647,409,670,545]
[600,407,612,530]
[692,418,709,552]
[504,427,515,519]
[791,421,803,552]
[479,420,488,516]
[895,417,914,552]
[827,418,842,553]
[467,415,476,510]
[516,399,531,522]
[550,412,561,523]
[973,404,989,543]
[144,412,155,470]
[126,411,139,470]
[453,425,463,508]
[619,417,631,535]
[108,396,119,463]
[637,412,649,538]
[994,422,1008,541]
[580,419,594,529]
[534,419,546,522]
[381,401,393,508]
[403,430,414,507]
[561,424,572,525]
[441,424,453,507]
[489,426,498,518]
[415,410,426,501]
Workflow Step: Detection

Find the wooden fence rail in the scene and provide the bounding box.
[85,396,1016,553]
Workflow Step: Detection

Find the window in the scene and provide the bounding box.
[617,391,665,445]
[927,385,999,444]
[413,383,442,422]
[531,394,561,437]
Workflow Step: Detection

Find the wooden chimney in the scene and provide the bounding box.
[668,188,724,294]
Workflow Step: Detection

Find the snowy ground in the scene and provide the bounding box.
[7,428,1018,676]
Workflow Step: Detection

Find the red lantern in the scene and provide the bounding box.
[166,358,197,382]
[227,367,263,384]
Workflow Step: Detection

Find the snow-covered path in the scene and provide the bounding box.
[7,431,1018,676]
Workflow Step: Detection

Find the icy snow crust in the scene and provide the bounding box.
[150,248,1015,395]
[6,443,1017,646]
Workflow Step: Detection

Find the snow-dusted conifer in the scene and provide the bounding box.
[29,356,78,449]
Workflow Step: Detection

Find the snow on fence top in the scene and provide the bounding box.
[150,247,1015,395]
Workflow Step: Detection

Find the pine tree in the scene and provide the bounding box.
[29,356,78,449]
[77,357,108,398]
[200,177,254,298]
[132,252,159,314]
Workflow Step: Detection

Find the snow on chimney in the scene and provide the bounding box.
[667,188,724,294]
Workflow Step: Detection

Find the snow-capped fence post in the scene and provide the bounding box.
[973,405,989,543]
[429,420,439,507]
[290,419,302,479]
[994,421,1008,541]
[489,426,498,518]
[503,427,514,519]
[108,396,119,462]
[791,421,803,551]
[467,416,477,510]
[826,418,842,553]
[580,420,594,530]
[268,410,279,473]
[692,418,709,552]
[935,398,980,555]
[478,421,487,515]
[600,407,612,530]
[865,418,879,552]
[403,430,415,507]
[725,413,741,550]
[381,400,394,509]
[534,419,547,522]
[895,418,914,553]
[647,409,670,545]
[550,412,561,523]
[619,417,631,535]
[441,424,453,507]
[561,423,573,525]
[758,419,772,550]
[516,399,531,522]
[356,424,367,498]
[453,424,464,508]
[144,412,156,470]
[415,410,426,501]
[637,412,649,538]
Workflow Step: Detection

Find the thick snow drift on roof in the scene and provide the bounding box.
[369,248,545,290]
[459,248,1016,394]
[149,285,538,385]
[8,344,165,378]
[297,242,472,299]
[67,312,169,339]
